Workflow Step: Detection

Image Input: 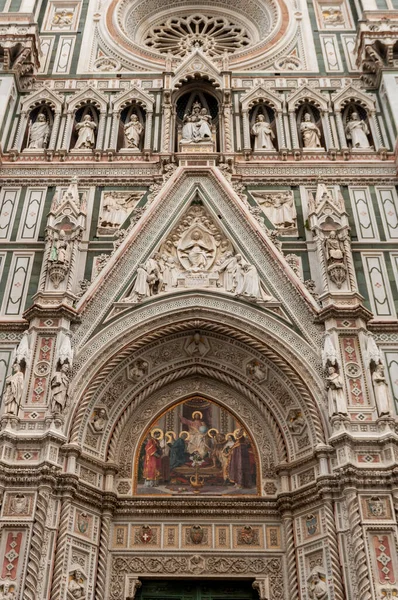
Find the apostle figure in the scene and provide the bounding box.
[251,115,275,151]
[50,363,70,415]
[227,429,252,488]
[169,431,188,471]
[326,366,348,416]
[300,113,322,148]
[235,262,263,301]
[162,255,178,290]
[345,112,371,149]
[180,411,209,458]
[217,252,238,292]
[68,570,85,599]
[325,231,344,263]
[92,409,107,432]
[372,363,391,416]
[74,114,96,149]
[28,113,50,149]
[308,569,328,600]
[124,264,149,302]
[274,192,296,228]
[3,363,24,416]
[49,230,70,264]
[143,430,162,486]
[124,114,144,149]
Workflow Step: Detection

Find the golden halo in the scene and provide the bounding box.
[225,431,236,440]
[234,428,245,439]
[192,411,203,419]
[207,427,219,438]
[150,428,164,440]
[165,430,176,442]
[180,431,190,440]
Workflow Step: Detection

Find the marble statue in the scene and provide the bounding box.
[326,366,348,416]
[124,264,150,302]
[100,192,138,228]
[49,230,70,264]
[28,114,50,149]
[325,231,345,263]
[181,102,212,143]
[308,569,328,600]
[235,262,262,300]
[0,584,15,600]
[74,114,96,149]
[300,113,322,148]
[217,252,239,292]
[3,363,24,416]
[251,115,275,151]
[68,570,85,599]
[124,114,144,149]
[92,409,107,432]
[50,363,70,414]
[372,363,391,416]
[345,112,371,149]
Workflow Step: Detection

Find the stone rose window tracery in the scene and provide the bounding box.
[143,14,252,57]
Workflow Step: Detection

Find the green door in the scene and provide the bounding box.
[136,580,257,600]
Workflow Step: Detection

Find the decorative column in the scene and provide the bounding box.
[161,90,172,153]
[48,111,61,150]
[289,111,300,149]
[276,111,286,148]
[109,110,120,150]
[369,110,384,150]
[252,578,270,600]
[96,111,107,150]
[50,493,74,600]
[13,110,28,150]
[222,91,233,153]
[126,577,142,600]
[242,109,251,152]
[344,489,372,600]
[283,111,292,148]
[95,501,114,600]
[144,110,153,152]
[321,111,334,150]
[335,111,348,149]
[323,499,345,600]
[23,484,51,600]
[62,110,74,150]
[282,513,299,600]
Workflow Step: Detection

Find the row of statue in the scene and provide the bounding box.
[26,108,372,151]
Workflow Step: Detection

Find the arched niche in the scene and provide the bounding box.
[22,103,54,151]
[249,103,278,151]
[70,104,99,151]
[296,103,325,150]
[174,82,221,152]
[342,102,374,150]
[118,102,146,151]
[133,395,260,496]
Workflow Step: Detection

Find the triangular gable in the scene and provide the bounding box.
[172,49,222,89]
[240,85,283,111]
[74,167,320,349]
[67,86,109,111]
[286,85,328,111]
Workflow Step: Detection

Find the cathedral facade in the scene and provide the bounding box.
[0,0,398,599]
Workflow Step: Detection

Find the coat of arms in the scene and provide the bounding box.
[77,512,89,535]
[305,514,318,536]
[189,525,204,545]
[368,497,386,518]
[237,526,258,545]
[139,525,154,544]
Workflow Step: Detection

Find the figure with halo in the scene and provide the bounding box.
[251,114,275,150]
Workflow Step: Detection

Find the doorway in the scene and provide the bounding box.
[136,579,257,600]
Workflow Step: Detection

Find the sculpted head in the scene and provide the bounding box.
[304,113,311,122]
[130,114,138,122]
[37,114,46,122]
[257,115,265,122]
[351,112,359,121]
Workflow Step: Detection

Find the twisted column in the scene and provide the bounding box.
[49,111,61,150]
[242,110,251,151]
[62,111,74,150]
[324,500,345,600]
[96,111,107,150]
[23,486,51,600]
[282,514,299,600]
[223,103,233,153]
[162,104,172,153]
[144,111,153,152]
[13,110,28,150]
[50,495,72,600]
[345,490,372,600]
[109,111,120,150]
[289,111,300,148]
[95,507,113,600]
[335,111,347,149]
[276,111,286,148]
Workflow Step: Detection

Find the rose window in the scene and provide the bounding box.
[143,14,252,57]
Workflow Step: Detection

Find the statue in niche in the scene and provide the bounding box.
[0,583,15,600]
[345,112,371,149]
[325,230,345,263]
[74,114,96,149]
[326,366,348,417]
[372,363,391,416]
[3,363,24,416]
[28,114,50,149]
[300,113,322,148]
[50,363,70,415]
[68,570,85,599]
[91,409,107,433]
[49,230,70,265]
[124,114,144,149]
[181,102,212,143]
[251,115,275,151]
[308,569,328,600]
